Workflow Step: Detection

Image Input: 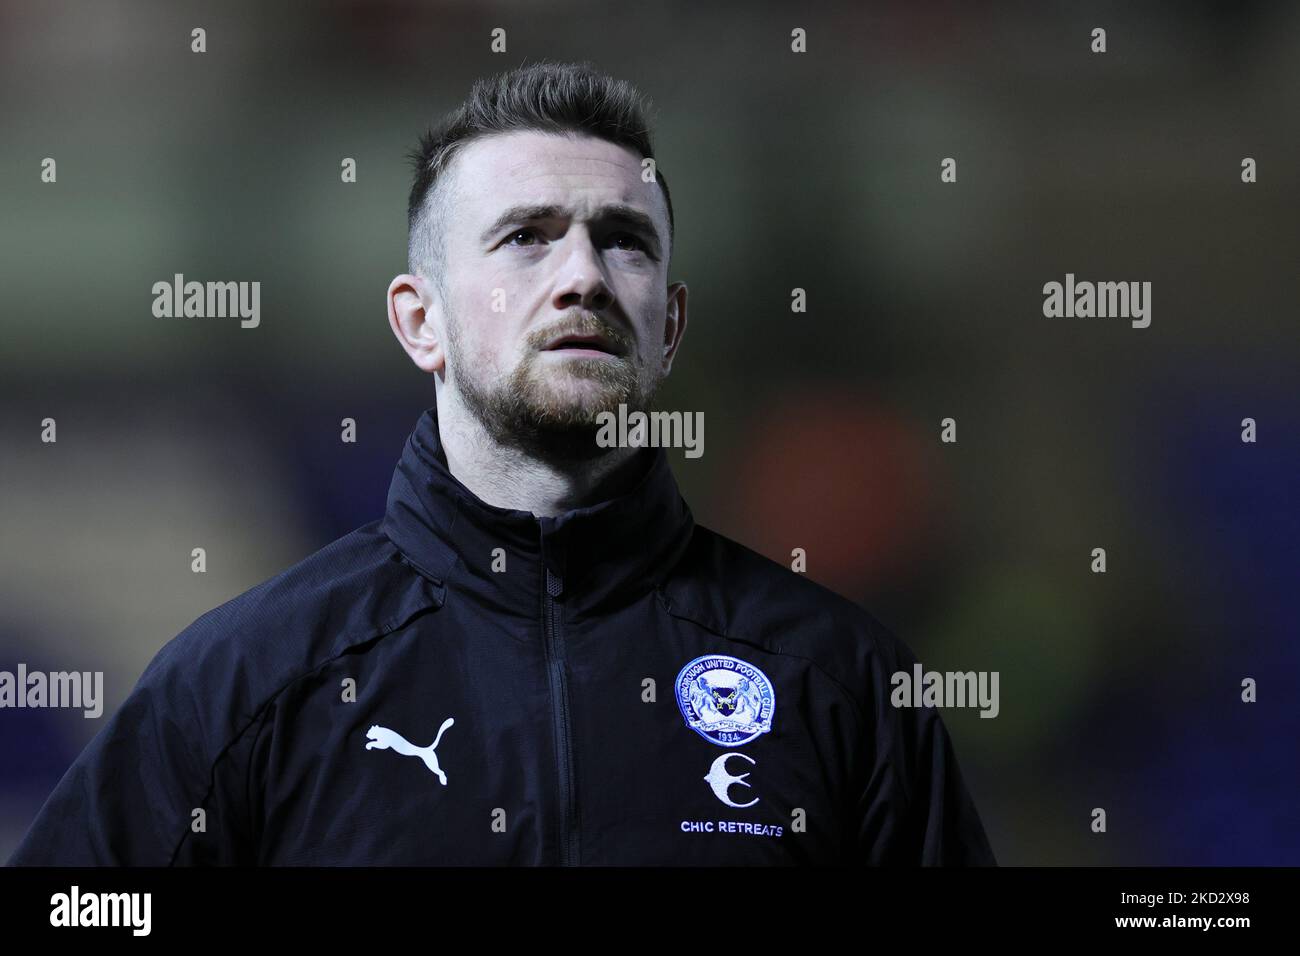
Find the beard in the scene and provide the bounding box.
[447,310,662,462]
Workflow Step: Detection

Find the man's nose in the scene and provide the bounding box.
[550,233,615,313]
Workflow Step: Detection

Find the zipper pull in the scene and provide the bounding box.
[546,567,564,600]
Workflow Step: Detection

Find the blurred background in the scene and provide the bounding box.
[2,0,1298,865]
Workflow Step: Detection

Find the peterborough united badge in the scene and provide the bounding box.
[675,654,775,747]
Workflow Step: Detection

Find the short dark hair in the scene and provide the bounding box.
[405,60,675,286]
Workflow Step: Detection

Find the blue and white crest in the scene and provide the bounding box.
[675,654,775,747]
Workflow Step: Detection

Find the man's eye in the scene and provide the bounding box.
[611,233,647,253]
[505,229,539,246]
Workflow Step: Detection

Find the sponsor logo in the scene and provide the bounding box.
[364,717,455,785]
[703,752,759,808]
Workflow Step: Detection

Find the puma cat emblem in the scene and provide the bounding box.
[364,718,455,785]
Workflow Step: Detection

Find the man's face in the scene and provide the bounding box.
[425,129,685,456]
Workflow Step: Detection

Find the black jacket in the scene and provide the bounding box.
[8,405,996,866]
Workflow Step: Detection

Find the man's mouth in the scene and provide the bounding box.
[540,332,624,357]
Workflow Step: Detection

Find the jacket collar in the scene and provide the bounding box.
[382,403,695,621]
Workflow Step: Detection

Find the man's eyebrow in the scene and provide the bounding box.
[479,202,664,254]
[479,204,563,244]
[599,204,664,254]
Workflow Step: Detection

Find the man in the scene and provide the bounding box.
[9,61,995,866]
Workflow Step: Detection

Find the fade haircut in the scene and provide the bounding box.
[405,60,675,296]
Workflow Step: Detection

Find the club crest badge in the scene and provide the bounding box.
[675,654,775,747]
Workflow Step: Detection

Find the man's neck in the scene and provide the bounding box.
[435,390,645,517]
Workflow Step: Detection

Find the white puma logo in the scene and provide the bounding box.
[364,718,455,786]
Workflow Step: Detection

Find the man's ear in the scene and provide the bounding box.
[661,280,688,375]
[388,274,445,373]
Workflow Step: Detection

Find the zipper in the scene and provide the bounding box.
[543,562,580,865]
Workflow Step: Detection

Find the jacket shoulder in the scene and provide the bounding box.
[7,521,446,865]
[138,520,444,759]
[661,525,998,866]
